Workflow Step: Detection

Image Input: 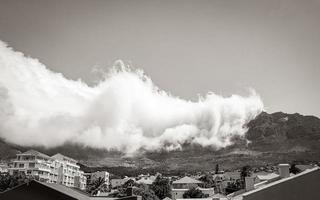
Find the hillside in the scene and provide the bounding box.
[1,111,320,174]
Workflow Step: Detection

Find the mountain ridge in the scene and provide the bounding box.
[1,111,320,173]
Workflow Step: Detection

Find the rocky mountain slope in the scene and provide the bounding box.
[1,112,320,173]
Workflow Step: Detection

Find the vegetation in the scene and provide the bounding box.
[289,164,302,175]
[109,177,167,200]
[134,184,160,200]
[0,172,32,192]
[150,176,171,199]
[87,177,109,195]
[183,187,207,198]
[199,174,215,188]
[240,165,251,189]
[215,164,219,174]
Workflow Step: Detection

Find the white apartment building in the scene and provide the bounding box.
[9,150,55,183]
[9,150,87,190]
[52,153,87,189]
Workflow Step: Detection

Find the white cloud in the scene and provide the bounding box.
[0,41,264,154]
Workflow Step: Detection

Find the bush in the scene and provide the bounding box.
[183,187,207,198]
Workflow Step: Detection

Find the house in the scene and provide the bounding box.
[0,180,142,200]
[52,153,87,189]
[212,172,241,194]
[172,176,203,189]
[8,150,87,190]
[9,150,56,183]
[231,164,320,200]
[136,176,155,185]
[172,176,214,200]
[252,172,279,183]
[295,164,314,172]
[172,187,215,200]
[135,174,158,185]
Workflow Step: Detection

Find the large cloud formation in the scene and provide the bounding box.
[0,41,264,154]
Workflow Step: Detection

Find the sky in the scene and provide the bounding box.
[0,0,319,117]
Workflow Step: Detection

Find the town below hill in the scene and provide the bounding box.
[1,150,319,200]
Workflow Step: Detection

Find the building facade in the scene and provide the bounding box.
[52,153,87,189]
[9,150,56,183]
[9,150,86,190]
[171,176,214,200]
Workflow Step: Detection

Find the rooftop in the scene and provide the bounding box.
[254,173,279,181]
[18,149,51,159]
[41,181,90,200]
[172,176,203,184]
[52,153,77,163]
[232,167,320,200]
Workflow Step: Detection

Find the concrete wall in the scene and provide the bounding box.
[243,169,320,200]
[172,189,187,200]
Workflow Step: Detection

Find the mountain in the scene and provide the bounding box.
[1,112,320,174]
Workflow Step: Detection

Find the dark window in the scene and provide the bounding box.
[29,163,35,168]
[18,163,24,168]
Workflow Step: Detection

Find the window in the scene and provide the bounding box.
[27,170,32,174]
[18,163,24,168]
[29,163,35,168]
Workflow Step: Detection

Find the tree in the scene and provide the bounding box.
[183,187,207,198]
[150,176,171,199]
[87,177,109,195]
[199,174,214,188]
[289,164,302,175]
[240,165,251,189]
[134,184,160,200]
[123,179,135,188]
[0,172,32,192]
[215,164,219,174]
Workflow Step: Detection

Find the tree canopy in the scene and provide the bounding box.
[134,184,160,200]
[289,164,302,175]
[0,172,32,192]
[199,174,215,188]
[183,187,207,198]
[150,176,172,199]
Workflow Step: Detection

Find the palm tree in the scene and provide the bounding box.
[87,177,107,196]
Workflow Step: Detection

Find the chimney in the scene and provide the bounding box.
[245,177,255,191]
[278,164,290,178]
